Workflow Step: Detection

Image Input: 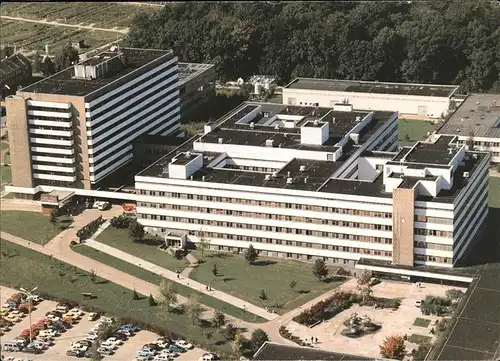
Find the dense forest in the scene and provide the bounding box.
[125,1,500,92]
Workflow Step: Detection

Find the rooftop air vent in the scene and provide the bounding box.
[299,165,306,172]
[250,122,255,129]
[448,148,453,154]
[356,116,361,122]
[218,138,223,144]
[190,175,194,180]
[202,176,206,182]
[264,112,269,117]
[287,171,291,177]
[265,174,271,181]
[265,139,274,147]
[185,151,191,157]
[463,171,470,178]
[304,177,308,184]
[332,117,336,124]
[313,119,319,126]
[473,153,478,159]
[272,171,278,178]
[275,124,280,130]
[286,177,293,184]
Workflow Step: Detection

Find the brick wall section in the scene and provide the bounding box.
[6,95,33,187]
[392,188,415,266]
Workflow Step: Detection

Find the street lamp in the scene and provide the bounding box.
[20,286,38,350]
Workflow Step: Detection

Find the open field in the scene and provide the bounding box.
[95,227,189,272]
[0,2,160,28]
[0,19,123,54]
[489,176,500,208]
[0,211,72,245]
[72,244,266,323]
[190,250,342,314]
[0,239,234,355]
[398,118,438,146]
[1,164,11,188]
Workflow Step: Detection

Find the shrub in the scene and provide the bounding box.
[110,215,134,229]
[76,216,105,241]
[421,296,452,316]
[293,292,357,326]
[70,240,78,246]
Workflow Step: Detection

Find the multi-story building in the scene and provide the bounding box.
[437,93,500,163]
[283,78,460,119]
[6,47,180,193]
[0,53,32,98]
[135,102,489,274]
[178,62,215,122]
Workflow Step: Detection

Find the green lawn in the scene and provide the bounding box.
[190,250,343,314]
[0,142,8,150]
[0,239,233,356]
[409,334,433,345]
[0,211,72,245]
[413,317,431,327]
[489,176,500,208]
[72,245,266,323]
[1,165,12,186]
[398,119,438,146]
[95,227,189,272]
[3,152,10,165]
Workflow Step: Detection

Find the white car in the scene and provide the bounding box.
[97,347,114,355]
[68,308,85,316]
[156,339,170,349]
[174,340,193,350]
[101,341,118,350]
[154,355,171,361]
[100,316,114,324]
[87,312,99,321]
[85,333,99,342]
[415,299,422,308]
[105,337,123,346]
[161,350,179,358]
[199,353,219,361]
[39,329,57,338]
[46,314,61,322]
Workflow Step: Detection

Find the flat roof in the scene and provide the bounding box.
[0,53,31,77]
[19,47,172,97]
[437,93,500,139]
[178,62,214,86]
[285,78,459,97]
[252,342,375,361]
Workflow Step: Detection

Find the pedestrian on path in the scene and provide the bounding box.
[311,336,314,344]
[315,337,318,344]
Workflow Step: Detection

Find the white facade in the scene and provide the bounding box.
[283,78,459,119]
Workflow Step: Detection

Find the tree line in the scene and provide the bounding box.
[124,0,500,92]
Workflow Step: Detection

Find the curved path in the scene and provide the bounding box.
[0,15,128,34]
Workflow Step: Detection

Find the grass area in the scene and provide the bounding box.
[0,19,123,54]
[72,245,266,323]
[95,227,189,272]
[3,152,10,165]
[0,211,72,245]
[190,250,343,314]
[409,334,433,345]
[1,165,12,188]
[398,118,438,146]
[0,239,234,356]
[0,142,8,150]
[489,176,500,208]
[181,122,205,136]
[0,2,160,28]
[413,317,432,327]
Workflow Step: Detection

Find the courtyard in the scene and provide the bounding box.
[285,280,467,358]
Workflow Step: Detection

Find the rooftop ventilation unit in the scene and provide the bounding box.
[264,112,269,117]
[473,153,478,159]
[313,119,319,126]
[275,124,280,130]
[218,138,223,144]
[463,171,470,178]
[250,122,255,129]
[356,116,361,122]
[265,139,274,147]
[287,171,291,177]
[272,171,278,178]
[448,148,453,154]
[304,177,308,184]
[202,176,206,182]
[332,117,336,124]
[185,151,191,157]
[299,165,306,172]
[190,175,194,180]
[286,177,293,184]
[265,174,271,181]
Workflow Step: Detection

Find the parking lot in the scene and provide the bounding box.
[2,285,211,361]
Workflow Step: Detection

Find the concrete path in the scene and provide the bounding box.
[181,252,199,278]
[84,239,279,321]
[0,15,128,34]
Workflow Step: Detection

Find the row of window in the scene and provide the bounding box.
[138,213,393,244]
[137,190,393,218]
[414,228,452,238]
[414,215,453,225]
[137,202,393,231]
[414,241,452,252]
[28,106,71,113]
[415,254,451,264]
[224,164,279,173]
[28,115,71,122]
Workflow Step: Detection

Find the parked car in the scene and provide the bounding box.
[116,329,133,337]
[174,340,193,350]
[415,299,423,308]
[121,323,140,332]
[199,354,219,361]
[137,350,156,358]
[38,329,57,338]
[85,333,99,342]
[97,347,114,356]
[168,345,186,353]
[153,354,171,361]
[55,305,69,313]
[160,350,179,358]
[114,332,128,341]
[63,312,80,320]
[100,341,118,350]
[87,312,99,321]
[145,343,161,351]
[156,339,170,349]
[105,337,123,346]
[4,315,21,323]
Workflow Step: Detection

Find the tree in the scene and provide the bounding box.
[223,323,237,341]
[128,220,145,241]
[212,263,218,277]
[90,341,101,361]
[186,294,204,325]
[148,293,157,306]
[90,269,96,283]
[312,259,328,281]
[244,244,258,264]
[49,208,58,225]
[41,56,56,76]
[212,310,226,329]
[54,42,79,71]
[132,289,140,300]
[157,279,178,311]
[250,329,269,353]
[259,289,268,300]
[357,270,372,285]
[32,51,42,73]
[204,330,213,340]
[379,334,406,360]
[197,232,210,258]
[357,284,373,305]
[97,321,120,342]
[231,330,246,355]
[289,280,297,292]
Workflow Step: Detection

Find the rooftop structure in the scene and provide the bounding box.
[178,62,214,86]
[283,77,460,119]
[437,93,500,162]
[0,53,32,96]
[20,47,172,97]
[135,101,489,275]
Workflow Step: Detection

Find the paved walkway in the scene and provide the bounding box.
[84,239,279,321]
[0,15,128,33]
[181,253,199,278]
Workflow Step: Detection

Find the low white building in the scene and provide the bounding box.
[134,102,490,277]
[282,78,460,119]
[437,93,500,163]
